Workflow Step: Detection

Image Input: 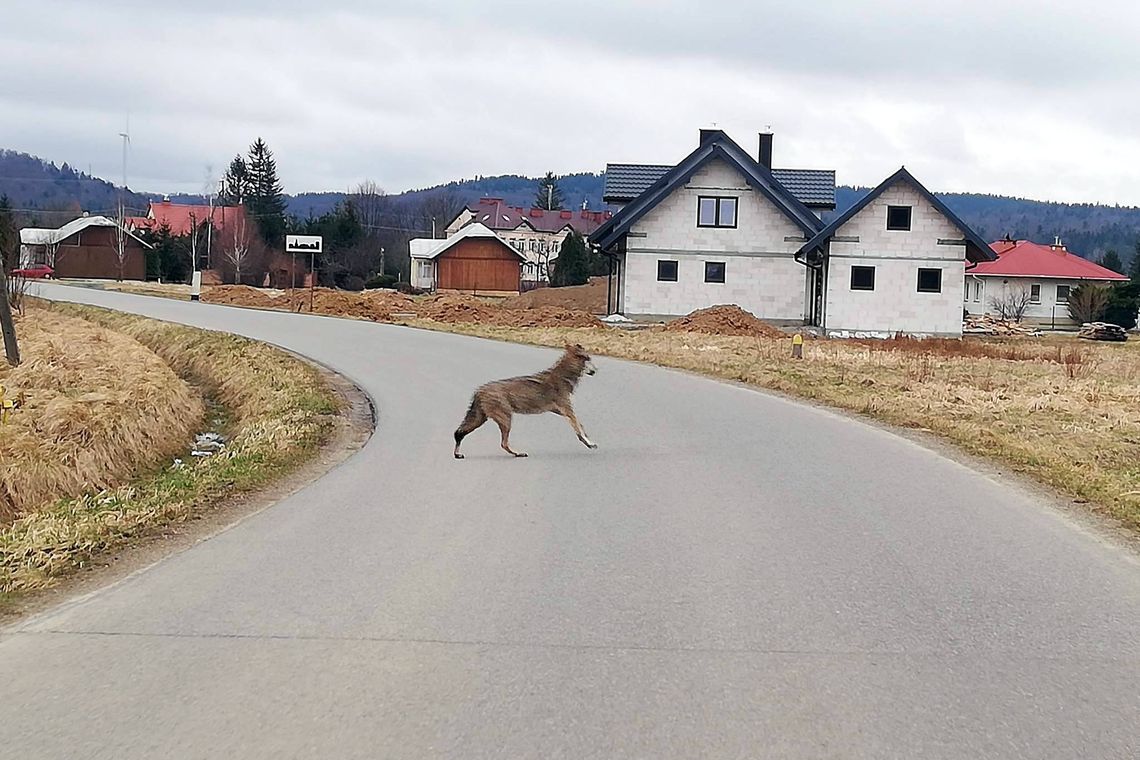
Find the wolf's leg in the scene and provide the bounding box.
[491,410,526,457]
[557,405,597,449]
[453,401,487,459]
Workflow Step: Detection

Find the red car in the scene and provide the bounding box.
[9,264,54,279]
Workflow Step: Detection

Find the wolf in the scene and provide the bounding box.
[453,344,598,459]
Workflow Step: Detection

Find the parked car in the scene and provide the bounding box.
[9,264,54,279]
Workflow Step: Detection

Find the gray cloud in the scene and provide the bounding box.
[2,0,1138,204]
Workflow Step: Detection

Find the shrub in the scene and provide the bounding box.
[395,282,425,295]
[340,275,365,292]
[1067,282,1110,324]
[1103,282,1139,330]
[365,273,398,289]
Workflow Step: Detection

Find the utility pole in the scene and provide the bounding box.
[117,122,130,282]
[0,266,19,366]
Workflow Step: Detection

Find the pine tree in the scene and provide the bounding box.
[1099,249,1124,274]
[1131,238,1140,281]
[535,171,564,210]
[550,231,589,287]
[219,155,250,205]
[245,138,287,247]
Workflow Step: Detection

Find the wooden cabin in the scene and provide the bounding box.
[409,222,524,296]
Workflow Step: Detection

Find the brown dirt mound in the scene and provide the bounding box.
[489,307,603,329]
[201,285,280,309]
[665,305,785,338]
[501,277,608,313]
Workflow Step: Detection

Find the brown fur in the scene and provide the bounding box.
[454,344,598,458]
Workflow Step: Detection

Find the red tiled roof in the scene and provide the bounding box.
[130,199,248,236]
[464,198,612,234]
[972,239,1128,281]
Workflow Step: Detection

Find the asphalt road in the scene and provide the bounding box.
[2,284,1139,759]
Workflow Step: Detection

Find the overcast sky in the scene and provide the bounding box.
[3,0,1139,205]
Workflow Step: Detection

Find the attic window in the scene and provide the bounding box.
[887,206,912,231]
[697,197,737,228]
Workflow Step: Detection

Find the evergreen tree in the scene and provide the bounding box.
[245,138,287,247]
[219,155,250,205]
[550,231,589,287]
[148,222,190,283]
[1104,282,1140,330]
[1131,238,1140,281]
[535,171,564,210]
[0,195,17,271]
[1099,249,1124,274]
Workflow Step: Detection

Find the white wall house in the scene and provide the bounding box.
[964,238,1128,328]
[590,130,996,337]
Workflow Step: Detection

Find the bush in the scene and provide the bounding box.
[1104,282,1139,330]
[365,273,398,289]
[340,275,365,292]
[1068,282,1110,324]
[550,232,590,287]
[395,281,425,295]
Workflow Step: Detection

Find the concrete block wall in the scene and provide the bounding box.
[823,181,968,336]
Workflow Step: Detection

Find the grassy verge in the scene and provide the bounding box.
[401,319,1140,534]
[0,302,341,604]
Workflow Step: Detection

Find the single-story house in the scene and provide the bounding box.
[965,237,1128,328]
[128,197,248,272]
[446,199,612,281]
[409,222,524,295]
[590,129,995,337]
[19,214,152,280]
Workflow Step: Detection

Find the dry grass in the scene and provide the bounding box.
[401,319,1140,533]
[0,302,340,598]
[0,307,203,523]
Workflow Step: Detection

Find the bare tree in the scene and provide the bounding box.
[348,180,389,273]
[222,214,252,284]
[989,285,1035,322]
[114,212,129,281]
[1068,282,1111,324]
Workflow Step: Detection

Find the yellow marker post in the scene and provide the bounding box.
[0,384,14,425]
[791,333,804,359]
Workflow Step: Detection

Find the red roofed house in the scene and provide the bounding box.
[127,198,248,271]
[445,198,612,281]
[966,237,1128,327]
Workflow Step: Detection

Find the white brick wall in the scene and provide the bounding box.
[621,158,808,319]
[823,182,967,337]
[622,252,806,319]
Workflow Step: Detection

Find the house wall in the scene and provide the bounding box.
[621,158,808,320]
[447,212,574,280]
[964,275,1106,327]
[436,238,520,294]
[824,182,966,337]
[410,258,436,290]
[48,227,147,280]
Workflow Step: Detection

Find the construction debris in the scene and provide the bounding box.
[191,432,226,457]
[1078,322,1128,342]
[963,314,1041,336]
[665,305,785,338]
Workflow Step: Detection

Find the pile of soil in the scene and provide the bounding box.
[201,285,280,309]
[487,307,603,329]
[665,305,785,338]
[502,277,608,314]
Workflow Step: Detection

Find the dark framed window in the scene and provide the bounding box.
[704,261,726,283]
[850,265,875,291]
[697,196,738,228]
[917,268,942,293]
[1056,284,1071,302]
[1029,284,1041,303]
[887,205,912,231]
[657,259,679,282]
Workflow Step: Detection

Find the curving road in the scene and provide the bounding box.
[2,284,1139,759]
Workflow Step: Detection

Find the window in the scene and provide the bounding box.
[917,268,942,293]
[974,281,983,302]
[697,196,738,228]
[1030,283,1041,303]
[850,265,875,291]
[704,261,726,283]
[1056,284,1071,302]
[887,205,912,231]
[657,260,679,282]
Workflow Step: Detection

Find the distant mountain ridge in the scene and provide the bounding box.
[3,149,1138,263]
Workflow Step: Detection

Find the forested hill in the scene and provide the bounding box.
[3,148,1138,261]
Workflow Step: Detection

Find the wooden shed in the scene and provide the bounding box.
[409,222,524,296]
[19,215,151,280]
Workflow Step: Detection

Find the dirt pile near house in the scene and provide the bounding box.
[201,285,281,309]
[487,307,603,328]
[502,277,608,313]
[665,305,785,338]
[963,314,1040,336]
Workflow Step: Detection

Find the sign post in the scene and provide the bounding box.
[791,333,804,359]
[285,235,323,312]
[190,271,202,302]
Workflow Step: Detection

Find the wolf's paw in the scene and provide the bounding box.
[514,452,528,458]
[588,443,598,450]
[454,452,465,459]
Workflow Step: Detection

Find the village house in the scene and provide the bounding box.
[128,197,249,271]
[409,222,524,295]
[965,237,1128,328]
[446,199,611,281]
[590,129,996,337]
[19,214,151,280]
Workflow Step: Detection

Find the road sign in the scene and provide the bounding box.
[286,235,323,254]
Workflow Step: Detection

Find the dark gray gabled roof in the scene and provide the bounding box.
[591,131,825,251]
[602,164,672,204]
[797,167,997,264]
[603,163,835,209]
[771,169,836,208]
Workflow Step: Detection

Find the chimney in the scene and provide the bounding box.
[758,132,773,169]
